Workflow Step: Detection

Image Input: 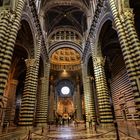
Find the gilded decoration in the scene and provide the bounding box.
[51,48,81,65]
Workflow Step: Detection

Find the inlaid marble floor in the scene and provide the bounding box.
[46,125,100,139]
[37,124,131,140]
[0,124,137,140]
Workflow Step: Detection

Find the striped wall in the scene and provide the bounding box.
[111,68,138,120]
[110,53,139,120]
[108,0,140,114]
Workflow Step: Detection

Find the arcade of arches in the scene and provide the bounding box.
[0,0,140,139]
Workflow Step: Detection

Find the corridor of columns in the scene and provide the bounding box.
[0,0,140,140]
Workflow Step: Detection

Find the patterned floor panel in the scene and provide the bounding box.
[30,124,137,140]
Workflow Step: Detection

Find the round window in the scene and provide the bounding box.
[61,86,70,95]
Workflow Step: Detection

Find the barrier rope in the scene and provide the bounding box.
[6,126,140,140]
[21,127,46,140]
[118,129,140,140]
[94,129,115,137]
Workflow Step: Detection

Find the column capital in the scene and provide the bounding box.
[40,77,47,84]
[89,35,95,44]
[46,62,50,68]
[84,76,91,83]
[0,9,10,19]
[25,59,36,68]
[93,57,105,66]
[123,8,134,20]
[35,33,42,41]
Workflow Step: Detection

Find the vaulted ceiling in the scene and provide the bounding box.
[45,5,87,34]
[40,0,90,81]
[41,0,90,35]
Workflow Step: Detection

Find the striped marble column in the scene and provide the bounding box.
[18,59,37,126]
[108,0,140,114]
[90,38,113,124]
[44,62,50,120]
[0,0,26,97]
[81,63,89,121]
[120,9,140,75]
[75,81,83,120]
[35,77,48,126]
[48,84,55,121]
[93,57,113,124]
[0,10,12,66]
[81,64,95,127]
[121,10,140,113]
[32,62,51,126]
[19,37,42,126]
[122,9,140,66]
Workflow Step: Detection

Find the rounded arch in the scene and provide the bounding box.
[41,0,89,16]
[21,12,36,46]
[20,13,36,58]
[93,12,114,56]
[48,41,83,58]
[12,46,28,80]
